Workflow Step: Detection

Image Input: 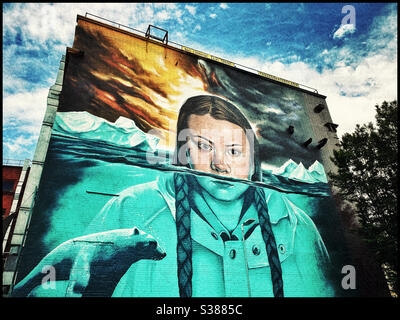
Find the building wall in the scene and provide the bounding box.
[3,161,31,296]
[8,15,372,297]
[302,94,340,177]
[3,166,23,218]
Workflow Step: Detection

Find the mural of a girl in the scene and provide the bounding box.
[12,95,334,297]
[171,95,283,297]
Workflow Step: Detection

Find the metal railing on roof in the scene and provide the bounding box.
[2,159,30,167]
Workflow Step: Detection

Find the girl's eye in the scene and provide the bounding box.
[198,142,212,151]
[227,148,242,157]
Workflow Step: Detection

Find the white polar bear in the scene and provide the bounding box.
[12,227,166,297]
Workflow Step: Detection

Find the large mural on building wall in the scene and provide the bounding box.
[12,17,352,297]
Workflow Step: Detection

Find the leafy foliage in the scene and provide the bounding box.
[328,100,398,296]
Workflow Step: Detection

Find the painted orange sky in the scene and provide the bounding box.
[61,19,218,150]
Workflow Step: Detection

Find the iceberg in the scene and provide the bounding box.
[52,111,160,151]
[287,162,318,183]
[308,160,325,175]
[308,160,328,183]
[272,159,298,177]
[272,159,328,184]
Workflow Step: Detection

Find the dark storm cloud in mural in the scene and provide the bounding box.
[196,59,321,168]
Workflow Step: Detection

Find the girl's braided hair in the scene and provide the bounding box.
[173,95,283,297]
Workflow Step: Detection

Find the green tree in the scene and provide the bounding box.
[328,100,398,296]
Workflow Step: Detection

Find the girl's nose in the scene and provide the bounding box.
[210,150,230,174]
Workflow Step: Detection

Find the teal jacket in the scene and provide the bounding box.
[84,174,335,297]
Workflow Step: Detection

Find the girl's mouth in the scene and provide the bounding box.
[211,180,234,188]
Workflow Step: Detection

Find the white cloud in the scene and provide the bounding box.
[185,5,196,16]
[194,24,201,32]
[333,23,356,39]
[3,88,49,126]
[3,87,49,159]
[3,141,29,155]
[174,8,184,24]
[155,10,169,22]
[2,3,193,47]
[14,135,38,147]
[143,6,155,19]
[220,3,229,10]
[209,13,217,19]
[3,133,40,159]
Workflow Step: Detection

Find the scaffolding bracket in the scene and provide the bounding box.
[145,25,168,45]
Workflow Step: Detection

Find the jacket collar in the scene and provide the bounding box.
[265,190,297,226]
[156,173,176,220]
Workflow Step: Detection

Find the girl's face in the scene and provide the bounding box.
[185,113,254,201]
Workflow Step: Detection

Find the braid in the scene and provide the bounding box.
[174,173,283,297]
[174,172,193,297]
[253,186,284,297]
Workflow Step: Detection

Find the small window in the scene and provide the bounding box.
[324,122,339,133]
[9,245,19,255]
[303,138,312,148]
[3,180,15,192]
[2,285,11,296]
[317,138,328,149]
[314,104,325,113]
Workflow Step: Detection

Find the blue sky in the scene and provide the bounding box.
[2,3,397,161]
